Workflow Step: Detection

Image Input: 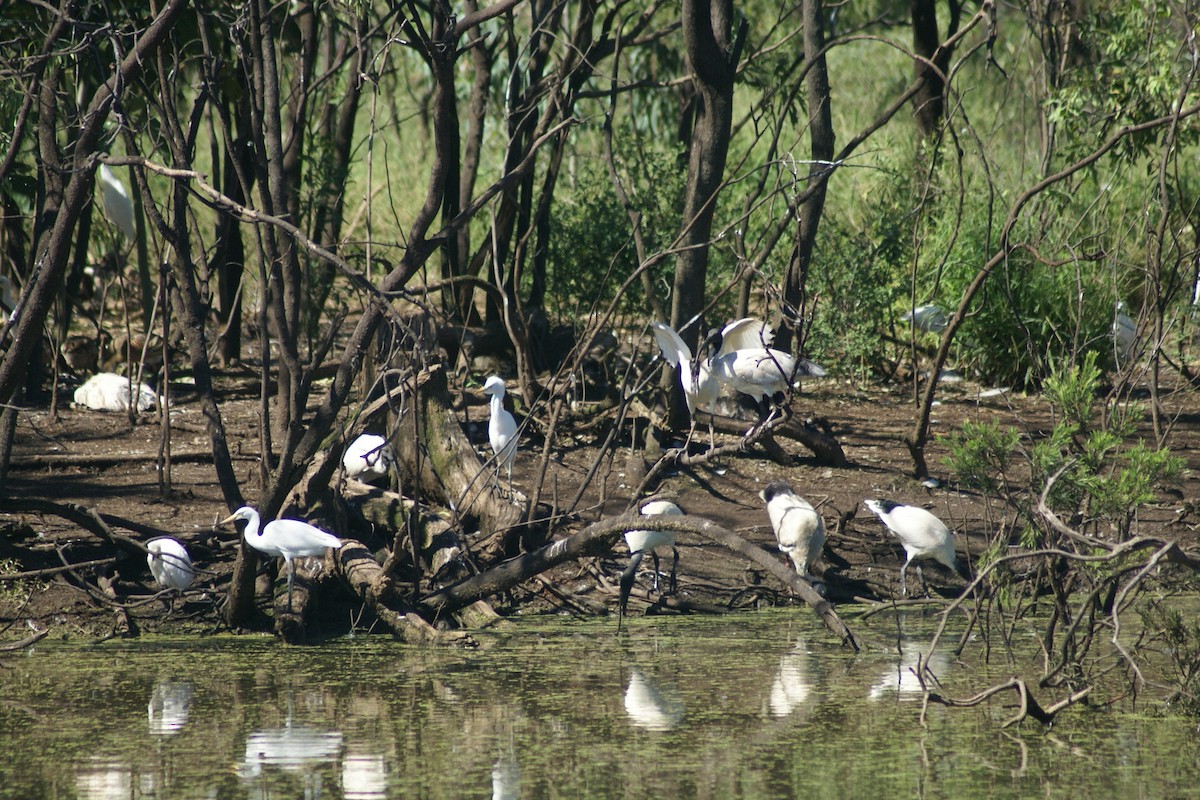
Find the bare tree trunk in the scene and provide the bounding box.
[910,0,962,138]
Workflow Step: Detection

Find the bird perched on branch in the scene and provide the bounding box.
[864,499,968,595]
[342,433,394,483]
[482,375,518,494]
[618,499,684,631]
[146,537,194,591]
[221,506,342,611]
[760,482,825,580]
[98,164,136,242]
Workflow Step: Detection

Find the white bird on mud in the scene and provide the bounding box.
[760,481,825,579]
[98,164,136,241]
[481,375,518,494]
[901,304,948,333]
[342,433,393,483]
[864,499,968,595]
[146,537,194,591]
[73,372,157,412]
[707,320,825,423]
[221,506,342,611]
[619,499,684,631]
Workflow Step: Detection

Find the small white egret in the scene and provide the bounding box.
[481,375,518,494]
[221,506,342,611]
[618,499,683,630]
[342,433,393,483]
[901,304,948,333]
[146,537,195,591]
[98,164,136,241]
[760,481,824,579]
[864,498,968,595]
[73,372,157,412]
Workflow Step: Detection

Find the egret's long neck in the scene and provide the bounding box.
[489,392,503,419]
[242,514,261,543]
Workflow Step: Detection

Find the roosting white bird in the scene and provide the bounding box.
[618,499,684,631]
[146,537,195,591]
[221,506,342,611]
[1113,301,1137,364]
[73,372,157,412]
[864,499,968,595]
[760,482,825,579]
[98,164,136,241]
[901,304,948,333]
[342,433,393,482]
[482,375,518,494]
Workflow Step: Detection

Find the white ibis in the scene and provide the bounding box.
[707,320,825,424]
[221,506,342,611]
[146,537,194,591]
[760,481,824,579]
[864,499,968,595]
[481,375,518,494]
[73,372,157,412]
[98,164,136,241]
[342,433,393,483]
[618,499,683,630]
[901,304,948,333]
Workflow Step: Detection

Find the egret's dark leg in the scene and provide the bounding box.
[285,557,295,611]
[617,551,646,633]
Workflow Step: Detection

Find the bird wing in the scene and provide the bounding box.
[650,322,693,368]
[711,349,794,399]
[717,318,775,357]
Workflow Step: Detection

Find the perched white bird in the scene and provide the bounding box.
[146,537,195,591]
[864,499,968,595]
[221,506,342,610]
[901,304,948,333]
[73,372,157,412]
[481,375,518,494]
[98,164,136,241]
[619,499,684,629]
[342,433,393,482]
[760,481,824,579]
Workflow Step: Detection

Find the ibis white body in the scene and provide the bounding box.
[760,482,824,578]
[73,372,157,412]
[146,537,194,591]
[223,506,341,609]
[482,376,518,492]
[342,433,393,482]
[864,498,964,594]
[707,318,825,406]
[98,164,136,241]
[618,499,684,629]
[650,321,719,415]
[901,304,948,333]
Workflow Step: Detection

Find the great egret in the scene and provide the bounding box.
[221,506,342,611]
[481,375,518,494]
[760,481,824,579]
[901,304,948,333]
[73,372,157,412]
[618,499,684,630]
[146,537,194,591]
[864,499,968,595]
[97,164,136,241]
[342,433,393,483]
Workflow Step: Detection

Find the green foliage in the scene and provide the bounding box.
[942,420,1020,496]
[0,558,45,607]
[1140,599,1200,718]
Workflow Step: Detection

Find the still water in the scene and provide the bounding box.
[0,610,1196,799]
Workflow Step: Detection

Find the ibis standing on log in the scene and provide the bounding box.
[482,375,518,494]
[618,499,684,631]
[864,499,968,595]
[760,482,825,580]
[706,319,825,427]
[222,506,342,611]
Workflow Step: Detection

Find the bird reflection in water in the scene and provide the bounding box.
[492,752,521,800]
[342,746,388,800]
[623,667,684,731]
[868,646,953,700]
[768,640,818,718]
[147,679,193,736]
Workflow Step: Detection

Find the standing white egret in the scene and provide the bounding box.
[73,372,157,412]
[342,433,393,483]
[864,499,968,595]
[98,164,136,241]
[618,499,684,631]
[481,375,518,494]
[146,537,194,591]
[221,506,342,611]
[760,481,824,579]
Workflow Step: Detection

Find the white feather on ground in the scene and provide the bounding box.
[73,372,157,412]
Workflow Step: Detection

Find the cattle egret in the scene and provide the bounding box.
[146,537,194,591]
[342,433,393,483]
[618,499,683,630]
[901,304,948,333]
[221,506,342,611]
[760,481,825,579]
[481,375,518,494]
[73,372,157,412]
[864,499,967,595]
[98,164,136,241]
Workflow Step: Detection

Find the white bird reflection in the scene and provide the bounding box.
[74,758,158,800]
[148,679,193,736]
[239,723,344,779]
[492,753,521,800]
[342,746,388,800]
[623,667,684,731]
[768,642,817,718]
[868,647,953,700]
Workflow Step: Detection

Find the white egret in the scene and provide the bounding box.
[73,372,157,412]
[481,375,518,494]
[901,304,948,333]
[221,506,342,611]
[618,499,683,630]
[864,499,968,595]
[760,481,824,579]
[342,433,393,483]
[146,537,194,591]
[98,164,136,241]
